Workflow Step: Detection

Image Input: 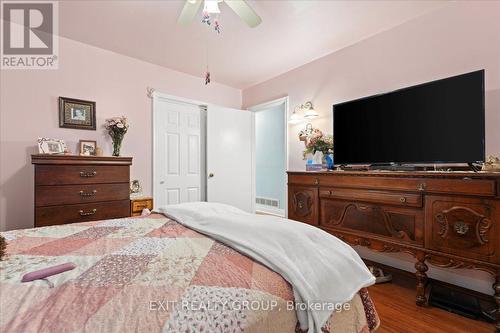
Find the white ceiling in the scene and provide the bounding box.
[59,0,448,89]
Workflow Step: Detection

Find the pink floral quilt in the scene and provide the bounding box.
[0,214,379,333]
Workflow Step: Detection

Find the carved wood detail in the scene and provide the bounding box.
[434,206,492,244]
[424,254,497,276]
[323,202,414,241]
[382,211,412,241]
[331,231,417,258]
[415,252,428,306]
[292,191,312,218]
[494,273,500,333]
[326,203,356,226]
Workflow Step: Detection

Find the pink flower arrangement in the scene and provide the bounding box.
[104,116,129,132]
[104,116,129,156]
[301,127,333,158]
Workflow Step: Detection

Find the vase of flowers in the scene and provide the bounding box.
[302,129,333,157]
[104,116,129,156]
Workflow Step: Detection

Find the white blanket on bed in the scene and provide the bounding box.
[157,202,375,333]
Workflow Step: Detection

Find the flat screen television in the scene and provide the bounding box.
[333,70,485,165]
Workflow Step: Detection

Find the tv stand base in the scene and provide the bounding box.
[369,164,421,171]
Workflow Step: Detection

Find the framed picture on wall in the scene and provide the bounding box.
[59,97,96,130]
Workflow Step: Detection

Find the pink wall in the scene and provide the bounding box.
[243,1,500,171]
[0,36,241,232]
[243,1,500,294]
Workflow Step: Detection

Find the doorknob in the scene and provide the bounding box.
[160,181,165,184]
[208,173,214,178]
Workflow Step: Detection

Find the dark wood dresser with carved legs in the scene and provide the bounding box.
[32,154,132,227]
[287,170,500,332]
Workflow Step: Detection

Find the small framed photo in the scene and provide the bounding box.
[59,97,96,130]
[37,138,67,154]
[79,140,97,156]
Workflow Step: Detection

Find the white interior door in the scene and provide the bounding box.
[154,97,205,208]
[207,106,252,212]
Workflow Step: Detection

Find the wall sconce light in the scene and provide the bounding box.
[288,101,319,123]
[288,108,303,124]
[301,101,319,119]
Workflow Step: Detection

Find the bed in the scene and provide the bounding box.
[0,205,379,333]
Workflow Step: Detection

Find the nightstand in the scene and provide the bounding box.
[130,197,153,216]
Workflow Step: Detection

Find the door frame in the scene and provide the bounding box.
[152,91,208,209]
[248,96,289,217]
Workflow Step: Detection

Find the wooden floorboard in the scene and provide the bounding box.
[368,279,494,332]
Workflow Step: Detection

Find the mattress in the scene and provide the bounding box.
[0,214,379,333]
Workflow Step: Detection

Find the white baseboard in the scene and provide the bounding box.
[255,204,285,217]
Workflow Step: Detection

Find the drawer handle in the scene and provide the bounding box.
[79,209,97,216]
[79,190,97,197]
[417,183,426,191]
[297,201,304,209]
[329,190,333,196]
[313,178,320,185]
[399,197,407,203]
[135,204,148,210]
[80,171,97,178]
[454,221,469,235]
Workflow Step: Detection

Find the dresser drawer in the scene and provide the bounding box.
[320,198,424,246]
[35,165,130,185]
[131,198,153,216]
[320,176,496,196]
[288,174,321,186]
[425,196,499,263]
[320,188,422,208]
[35,183,130,207]
[35,200,130,227]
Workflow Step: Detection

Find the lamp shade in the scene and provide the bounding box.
[288,111,302,124]
[303,106,319,119]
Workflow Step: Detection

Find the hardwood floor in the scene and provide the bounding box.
[368,276,494,332]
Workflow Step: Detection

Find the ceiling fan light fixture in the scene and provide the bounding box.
[204,0,221,14]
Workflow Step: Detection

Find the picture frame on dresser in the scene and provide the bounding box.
[37,138,67,154]
[79,140,97,156]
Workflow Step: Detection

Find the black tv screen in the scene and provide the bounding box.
[333,70,485,165]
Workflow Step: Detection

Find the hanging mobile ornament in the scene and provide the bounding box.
[214,19,221,34]
[204,31,211,85]
[205,70,211,85]
[213,12,221,34]
[202,10,211,26]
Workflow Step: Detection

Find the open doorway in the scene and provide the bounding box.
[249,97,288,217]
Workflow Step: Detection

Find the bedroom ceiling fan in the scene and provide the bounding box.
[178,0,262,29]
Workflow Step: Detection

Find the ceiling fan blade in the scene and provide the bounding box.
[178,0,202,26]
[224,0,262,28]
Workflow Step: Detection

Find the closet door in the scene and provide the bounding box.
[154,97,204,208]
[207,106,253,212]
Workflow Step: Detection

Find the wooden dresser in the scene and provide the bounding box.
[288,170,500,332]
[32,155,132,227]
